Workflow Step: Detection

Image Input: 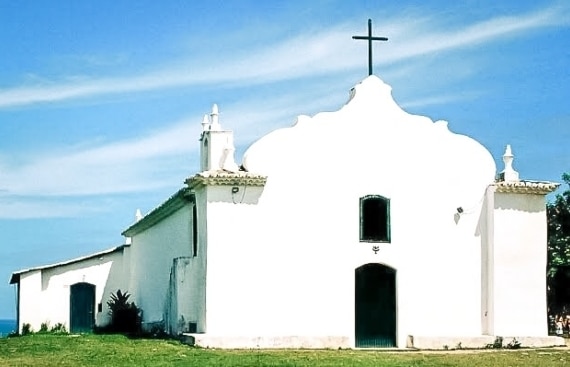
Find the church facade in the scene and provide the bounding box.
[10,76,561,348]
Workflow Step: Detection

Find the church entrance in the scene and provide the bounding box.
[70,282,95,333]
[355,263,396,347]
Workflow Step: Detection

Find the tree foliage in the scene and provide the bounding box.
[547,173,570,278]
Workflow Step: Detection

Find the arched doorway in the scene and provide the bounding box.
[355,263,396,347]
[70,282,95,333]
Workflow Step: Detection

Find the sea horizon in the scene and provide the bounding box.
[0,319,17,337]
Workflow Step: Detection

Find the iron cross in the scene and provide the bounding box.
[352,19,388,76]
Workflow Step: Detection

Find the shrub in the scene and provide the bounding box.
[506,338,522,349]
[485,336,504,349]
[50,323,67,334]
[39,322,49,334]
[21,323,33,336]
[107,289,141,334]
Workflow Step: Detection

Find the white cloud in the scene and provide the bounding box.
[0,119,200,197]
[380,5,568,64]
[0,4,566,109]
[400,93,480,109]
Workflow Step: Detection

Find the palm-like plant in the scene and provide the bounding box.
[107,290,141,333]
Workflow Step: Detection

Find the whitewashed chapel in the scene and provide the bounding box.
[10,75,561,348]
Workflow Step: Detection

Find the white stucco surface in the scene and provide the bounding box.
[204,76,498,347]
[11,75,557,349]
[14,247,126,333]
[488,191,549,336]
[128,203,197,329]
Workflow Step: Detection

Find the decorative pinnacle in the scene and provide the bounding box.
[201,114,210,131]
[135,209,143,221]
[210,104,220,130]
[500,144,519,182]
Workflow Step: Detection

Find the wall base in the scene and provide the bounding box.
[181,334,350,349]
[181,333,565,349]
[407,335,565,350]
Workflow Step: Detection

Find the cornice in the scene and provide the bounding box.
[493,180,560,195]
[185,170,267,189]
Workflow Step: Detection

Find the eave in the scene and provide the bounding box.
[9,245,127,284]
[493,180,560,195]
[185,170,267,190]
[122,187,195,237]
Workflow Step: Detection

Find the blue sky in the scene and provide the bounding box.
[1,1,569,319]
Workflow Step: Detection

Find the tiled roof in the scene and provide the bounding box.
[493,180,560,195]
[185,170,267,189]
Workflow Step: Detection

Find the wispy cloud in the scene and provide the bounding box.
[400,93,480,110]
[1,3,568,219]
[0,4,566,109]
[0,119,199,197]
[381,5,569,63]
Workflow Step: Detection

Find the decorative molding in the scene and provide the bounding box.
[492,180,559,195]
[186,170,267,189]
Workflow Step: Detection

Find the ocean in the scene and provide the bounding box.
[0,319,16,338]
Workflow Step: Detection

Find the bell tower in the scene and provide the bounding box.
[199,104,239,173]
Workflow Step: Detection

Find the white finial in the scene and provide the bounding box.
[500,144,519,182]
[135,209,143,221]
[201,114,210,131]
[210,104,221,131]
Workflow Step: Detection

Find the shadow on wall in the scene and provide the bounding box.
[494,193,545,213]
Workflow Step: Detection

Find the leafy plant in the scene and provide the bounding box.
[547,173,570,320]
[50,323,67,334]
[506,338,521,349]
[547,173,570,278]
[106,289,141,333]
[21,323,33,336]
[39,322,49,334]
[485,336,503,349]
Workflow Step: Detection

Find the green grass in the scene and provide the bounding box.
[0,334,569,367]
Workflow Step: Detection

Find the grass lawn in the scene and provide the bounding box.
[0,334,569,367]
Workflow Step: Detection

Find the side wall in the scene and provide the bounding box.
[17,249,125,333]
[491,192,548,336]
[128,205,196,331]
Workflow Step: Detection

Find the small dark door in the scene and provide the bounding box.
[355,263,396,347]
[70,282,95,333]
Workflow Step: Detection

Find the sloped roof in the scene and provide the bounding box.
[185,170,267,189]
[9,244,127,284]
[121,187,195,237]
[493,180,559,194]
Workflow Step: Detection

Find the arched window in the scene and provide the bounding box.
[360,195,390,242]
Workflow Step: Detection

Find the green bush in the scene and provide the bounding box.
[106,289,142,334]
[50,323,67,334]
[39,322,49,334]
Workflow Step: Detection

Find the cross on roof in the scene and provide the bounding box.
[352,19,388,76]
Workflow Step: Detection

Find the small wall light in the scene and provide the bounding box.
[456,207,464,214]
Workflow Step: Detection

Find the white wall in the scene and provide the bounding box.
[17,249,125,333]
[203,76,496,347]
[489,191,548,336]
[129,205,195,329]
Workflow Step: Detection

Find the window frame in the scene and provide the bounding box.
[359,195,391,243]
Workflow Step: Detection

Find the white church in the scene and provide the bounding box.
[9,75,562,349]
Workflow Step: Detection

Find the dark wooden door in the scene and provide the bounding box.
[70,282,95,333]
[355,264,396,347]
